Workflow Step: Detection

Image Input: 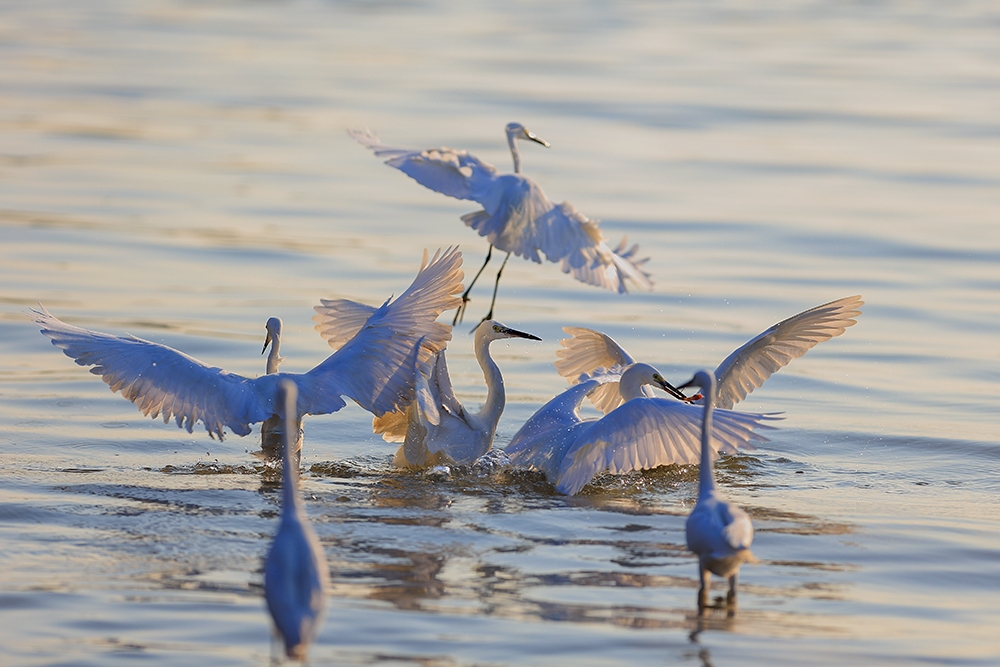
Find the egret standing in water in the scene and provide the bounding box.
[32,247,464,447]
[682,370,755,615]
[260,317,301,455]
[365,320,542,469]
[505,365,775,495]
[350,123,652,325]
[555,295,863,413]
[264,380,328,661]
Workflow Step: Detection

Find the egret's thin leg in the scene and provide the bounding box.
[697,564,711,616]
[454,245,493,325]
[726,573,738,608]
[472,251,511,330]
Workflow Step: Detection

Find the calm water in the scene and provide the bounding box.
[1,1,999,665]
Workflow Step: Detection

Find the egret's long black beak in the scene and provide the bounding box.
[525,130,550,148]
[501,325,542,341]
[655,376,690,402]
[676,376,704,403]
[262,331,272,355]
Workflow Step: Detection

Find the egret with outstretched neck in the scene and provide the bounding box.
[505,365,775,495]
[371,320,541,469]
[350,123,652,325]
[260,317,301,455]
[32,248,464,447]
[682,370,755,615]
[264,380,328,661]
[555,295,863,414]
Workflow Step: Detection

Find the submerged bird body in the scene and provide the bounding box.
[264,381,328,660]
[33,248,464,444]
[555,295,864,413]
[368,320,542,469]
[683,370,755,613]
[351,123,651,323]
[505,363,776,495]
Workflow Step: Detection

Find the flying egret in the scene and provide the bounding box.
[505,365,775,495]
[350,123,652,325]
[682,370,755,614]
[32,247,464,445]
[364,320,542,469]
[264,380,328,660]
[555,295,864,413]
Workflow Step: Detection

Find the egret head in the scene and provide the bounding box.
[477,319,542,344]
[621,362,689,401]
[262,317,282,354]
[505,122,550,148]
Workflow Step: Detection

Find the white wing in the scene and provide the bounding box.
[32,307,304,439]
[554,399,776,496]
[372,349,464,443]
[505,375,618,479]
[722,506,754,551]
[313,246,463,354]
[306,247,464,417]
[713,295,864,409]
[311,300,377,351]
[553,327,646,413]
[349,128,498,202]
[461,178,652,293]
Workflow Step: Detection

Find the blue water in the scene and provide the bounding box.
[1,1,999,665]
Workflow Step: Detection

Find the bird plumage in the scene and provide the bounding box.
[33,247,464,442]
[365,319,541,469]
[683,370,756,614]
[505,365,777,495]
[350,124,652,323]
[555,295,864,413]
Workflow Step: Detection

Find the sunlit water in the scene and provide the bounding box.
[1,1,999,665]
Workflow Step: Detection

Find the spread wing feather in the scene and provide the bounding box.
[713,295,863,409]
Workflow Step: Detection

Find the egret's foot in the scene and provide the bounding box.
[697,587,710,616]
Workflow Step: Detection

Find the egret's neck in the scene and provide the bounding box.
[619,365,649,402]
[474,331,506,434]
[280,411,304,516]
[698,380,718,499]
[266,338,283,375]
[507,134,522,174]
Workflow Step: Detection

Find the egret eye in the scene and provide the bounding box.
[493,325,501,333]
[653,373,662,382]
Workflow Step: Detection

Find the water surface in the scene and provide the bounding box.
[1,1,998,665]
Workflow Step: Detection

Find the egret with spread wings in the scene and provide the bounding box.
[354,320,541,469]
[505,365,776,495]
[33,248,464,446]
[555,295,863,414]
[350,123,652,325]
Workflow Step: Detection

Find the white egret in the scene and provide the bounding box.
[365,320,542,469]
[505,365,775,495]
[682,370,755,614]
[555,295,864,413]
[264,380,328,660]
[32,247,464,444]
[260,317,301,454]
[350,123,652,325]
